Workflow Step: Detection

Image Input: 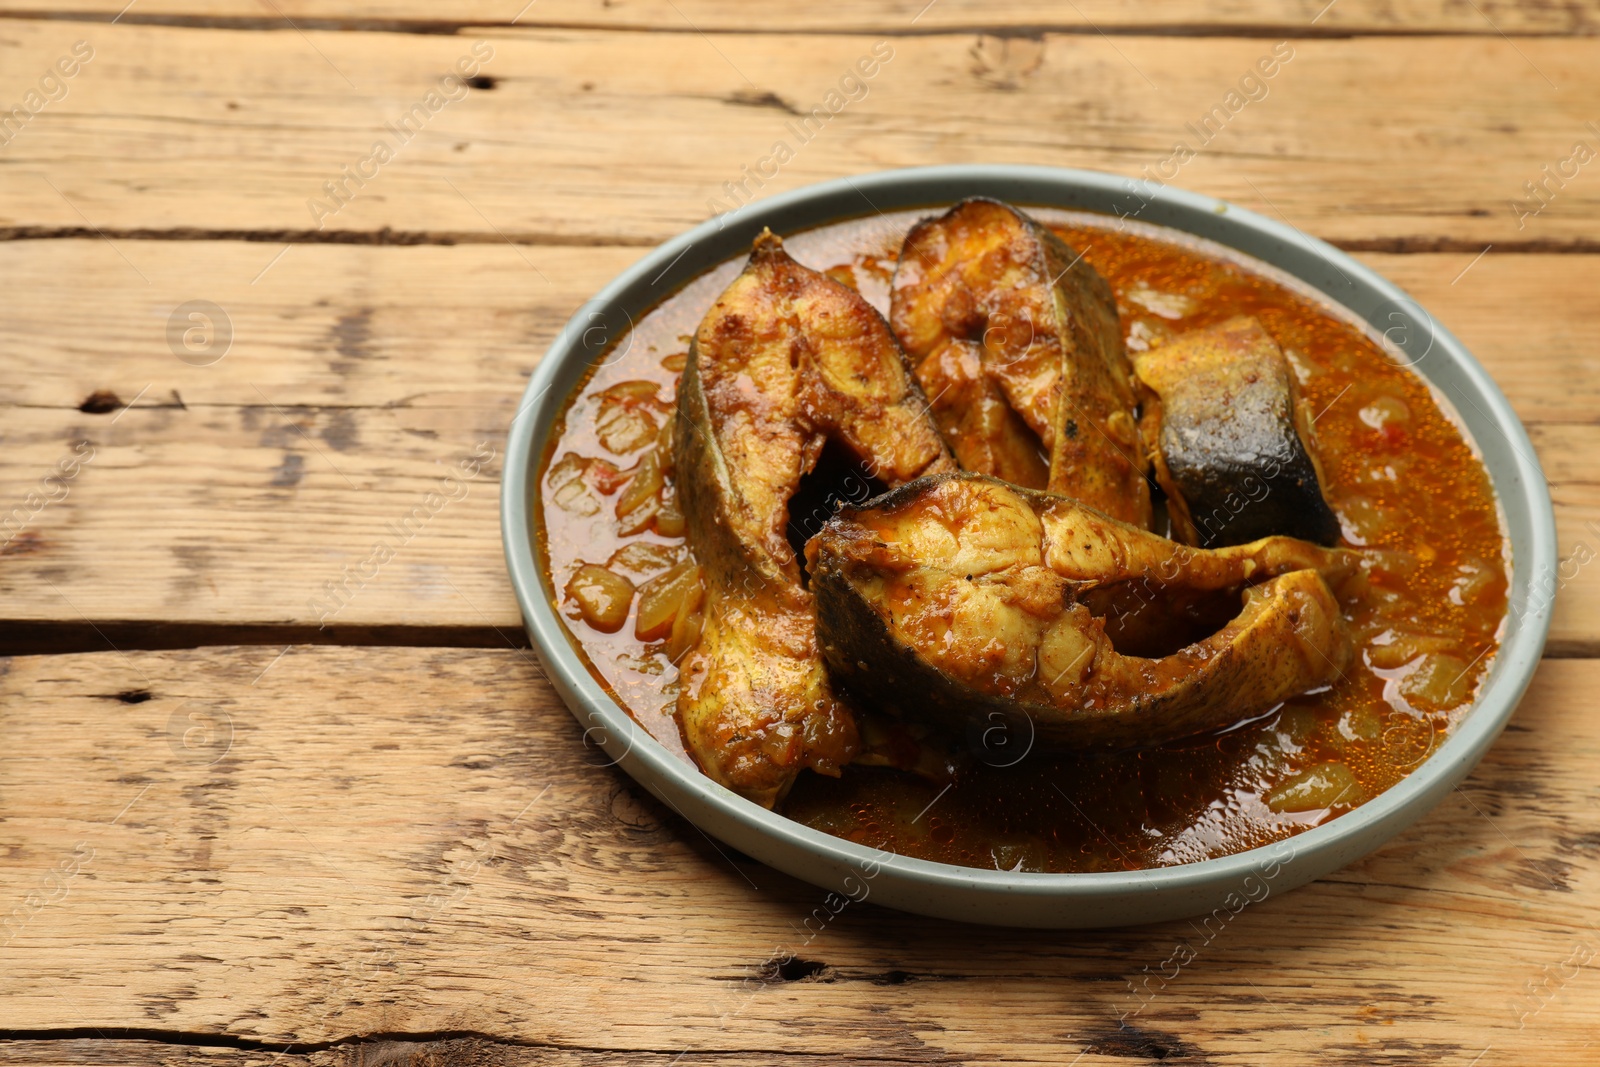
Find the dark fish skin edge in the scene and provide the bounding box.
[1171,445,1343,549]
[1140,317,1342,549]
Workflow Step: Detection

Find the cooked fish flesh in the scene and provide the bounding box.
[890,197,1149,524]
[674,231,954,806]
[898,336,1051,490]
[1135,316,1341,547]
[808,474,1355,750]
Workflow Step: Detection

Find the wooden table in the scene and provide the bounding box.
[3,2,1598,1063]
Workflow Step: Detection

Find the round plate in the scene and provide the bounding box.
[500,165,1555,928]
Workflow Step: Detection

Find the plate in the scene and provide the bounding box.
[500,165,1555,927]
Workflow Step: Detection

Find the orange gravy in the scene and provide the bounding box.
[537,208,1509,872]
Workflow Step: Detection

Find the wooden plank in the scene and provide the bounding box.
[0,22,1598,247]
[1,241,1597,651]
[3,0,1599,34]
[0,645,1597,1064]
[0,239,631,646]
[0,243,1591,423]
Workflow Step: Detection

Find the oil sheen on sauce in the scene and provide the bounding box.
[537,208,1510,873]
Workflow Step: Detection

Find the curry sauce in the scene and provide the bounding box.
[537,207,1509,873]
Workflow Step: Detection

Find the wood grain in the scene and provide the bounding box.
[0,21,1598,248]
[0,645,1596,1064]
[3,0,1600,34]
[4,7,1599,1062]
[0,239,622,647]
[1,241,1596,651]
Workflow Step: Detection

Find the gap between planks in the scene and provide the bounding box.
[0,1028,788,1057]
[0,621,530,657]
[0,227,660,248]
[7,228,1600,256]
[3,10,1598,39]
[3,622,1596,659]
[0,1036,939,1067]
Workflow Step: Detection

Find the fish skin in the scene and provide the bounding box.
[808,473,1355,751]
[890,198,1150,525]
[1134,316,1342,548]
[674,230,953,807]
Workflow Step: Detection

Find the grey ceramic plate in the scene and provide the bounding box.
[501,165,1555,928]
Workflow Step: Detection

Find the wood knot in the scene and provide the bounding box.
[79,390,123,414]
[970,34,1046,91]
[608,784,664,832]
[757,955,833,983]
